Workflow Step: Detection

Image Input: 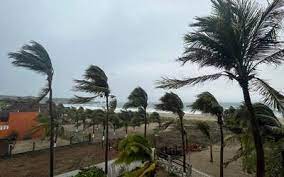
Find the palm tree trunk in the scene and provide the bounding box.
[92,124,95,139]
[241,84,265,177]
[210,143,213,163]
[217,116,224,177]
[281,150,284,177]
[104,95,109,174]
[48,80,54,177]
[125,126,128,135]
[144,108,147,138]
[54,126,58,147]
[179,115,186,173]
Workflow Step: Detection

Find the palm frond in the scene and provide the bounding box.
[9,41,53,77]
[70,95,97,104]
[155,92,184,116]
[124,87,148,109]
[34,84,50,103]
[73,65,110,102]
[156,73,226,89]
[196,121,211,140]
[191,91,223,116]
[252,78,284,112]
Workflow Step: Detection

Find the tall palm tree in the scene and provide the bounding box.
[155,92,187,172]
[196,121,213,163]
[9,41,55,177]
[157,1,284,176]
[124,87,148,138]
[224,103,283,176]
[72,65,111,174]
[191,92,224,177]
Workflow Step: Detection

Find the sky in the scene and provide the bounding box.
[0,0,283,103]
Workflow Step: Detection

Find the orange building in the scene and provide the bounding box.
[0,112,43,140]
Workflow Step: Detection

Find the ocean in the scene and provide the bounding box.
[64,102,241,114]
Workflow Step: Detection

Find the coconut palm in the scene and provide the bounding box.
[150,112,161,129]
[115,134,156,177]
[155,92,187,172]
[72,65,111,174]
[87,109,105,139]
[196,121,214,163]
[119,109,134,136]
[9,41,55,177]
[224,103,284,176]
[124,87,148,138]
[116,134,152,164]
[157,1,284,176]
[191,92,224,176]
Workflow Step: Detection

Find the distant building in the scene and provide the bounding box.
[0,112,43,140]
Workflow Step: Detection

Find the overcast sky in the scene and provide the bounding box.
[0,0,283,103]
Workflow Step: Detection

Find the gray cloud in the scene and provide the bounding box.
[0,0,283,103]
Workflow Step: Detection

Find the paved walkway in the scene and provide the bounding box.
[55,160,115,177]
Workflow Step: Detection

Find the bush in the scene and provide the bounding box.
[74,166,106,177]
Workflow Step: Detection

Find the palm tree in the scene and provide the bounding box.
[124,87,148,138]
[150,112,161,129]
[224,103,284,176]
[191,92,224,176]
[115,134,156,177]
[9,41,55,177]
[157,1,284,176]
[87,109,105,139]
[196,121,213,163]
[155,92,187,172]
[119,109,134,136]
[116,134,152,164]
[72,65,111,174]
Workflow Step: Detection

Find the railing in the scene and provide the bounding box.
[156,151,212,177]
[156,151,192,177]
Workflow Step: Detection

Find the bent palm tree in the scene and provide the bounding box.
[157,1,284,176]
[196,121,213,163]
[124,87,148,138]
[72,65,111,174]
[155,92,187,172]
[191,92,224,177]
[9,41,55,177]
[116,134,156,177]
[150,112,161,129]
[224,103,284,176]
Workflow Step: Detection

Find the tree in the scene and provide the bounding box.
[124,87,148,138]
[87,109,105,139]
[72,65,111,174]
[150,112,161,129]
[224,103,284,176]
[78,107,86,129]
[157,1,284,176]
[191,92,224,177]
[116,134,152,164]
[155,92,187,172]
[119,109,134,136]
[115,134,156,177]
[196,121,213,162]
[9,41,55,177]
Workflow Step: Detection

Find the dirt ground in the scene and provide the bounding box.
[0,143,117,177]
[190,145,253,177]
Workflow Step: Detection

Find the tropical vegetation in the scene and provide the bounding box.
[157,1,284,176]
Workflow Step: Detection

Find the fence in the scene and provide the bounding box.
[1,130,121,157]
[156,151,212,177]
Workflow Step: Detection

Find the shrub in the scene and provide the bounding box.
[74,166,106,177]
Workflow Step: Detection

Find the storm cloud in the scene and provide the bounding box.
[0,0,283,103]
